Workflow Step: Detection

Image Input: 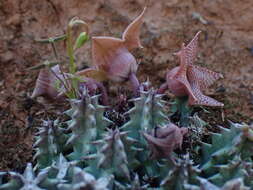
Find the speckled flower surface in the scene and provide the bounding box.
[166,31,224,106]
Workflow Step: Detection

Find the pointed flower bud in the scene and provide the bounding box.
[31,65,63,99]
[143,123,187,160]
[160,31,224,107]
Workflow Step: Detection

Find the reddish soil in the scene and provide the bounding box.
[0,0,252,171]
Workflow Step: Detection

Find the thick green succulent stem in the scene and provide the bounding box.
[66,91,112,161]
[175,96,192,127]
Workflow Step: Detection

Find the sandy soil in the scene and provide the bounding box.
[0,0,252,171]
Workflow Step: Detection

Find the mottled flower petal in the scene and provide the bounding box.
[167,66,197,102]
[188,65,223,89]
[165,31,224,107]
[175,31,201,66]
[187,71,224,106]
[174,72,197,102]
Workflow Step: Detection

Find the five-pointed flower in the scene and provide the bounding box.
[77,7,146,94]
[158,31,224,107]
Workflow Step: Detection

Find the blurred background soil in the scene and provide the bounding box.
[0,0,252,171]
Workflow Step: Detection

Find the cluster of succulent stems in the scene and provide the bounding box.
[2,6,251,190]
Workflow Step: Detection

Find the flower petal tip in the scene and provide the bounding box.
[122,7,146,50]
[196,30,202,36]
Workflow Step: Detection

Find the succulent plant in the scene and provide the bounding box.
[0,163,50,190]
[4,86,252,190]
[122,86,168,139]
[170,96,193,127]
[196,177,249,190]
[57,166,112,190]
[51,154,77,180]
[231,123,253,160]
[3,5,252,190]
[121,86,168,170]
[199,122,253,188]
[39,154,78,190]
[65,89,112,161]
[84,129,130,180]
[161,154,200,190]
[129,174,149,190]
[209,156,252,188]
[201,122,253,176]
[243,161,253,189]
[188,114,207,138]
[113,174,149,190]
[33,120,68,170]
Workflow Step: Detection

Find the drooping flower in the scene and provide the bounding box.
[77,7,146,94]
[143,123,188,161]
[32,8,146,100]
[31,65,63,99]
[158,31,224,107]
[31,65,108,104]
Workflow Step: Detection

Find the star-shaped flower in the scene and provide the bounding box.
[77,7,146,94]
[158,31,224,107]
[142,123,187,161]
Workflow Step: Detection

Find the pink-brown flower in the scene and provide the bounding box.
[143,123,188,160]
[31,65,108,104]
[31,65,63,99]
[159,31,224,107]
[77,7,146,87]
